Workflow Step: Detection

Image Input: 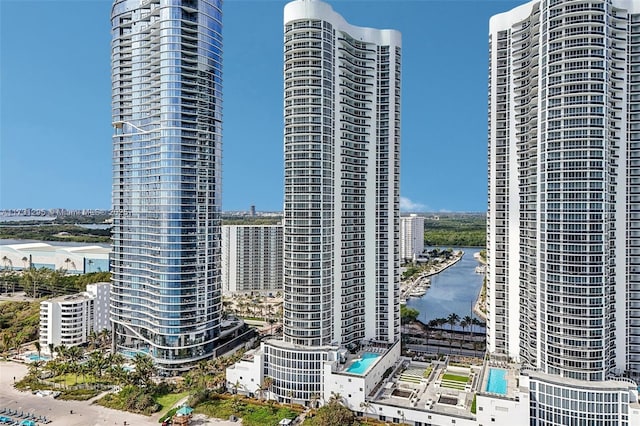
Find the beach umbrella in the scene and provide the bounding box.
[176,406,193,416]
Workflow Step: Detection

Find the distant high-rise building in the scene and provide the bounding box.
[227,0,402,405]
[250,205,256,217]
[110,0,224,372]
[487,0,640,422]
[221,224,283,294]
[400,214,424,261]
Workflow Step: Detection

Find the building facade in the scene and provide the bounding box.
[487,0,640,423]
[221,224,283,294]
[0,242,110,275]
[110,0,224,372]
[400,214,424,261]
[228,0,402,405]
[40,282,111,351]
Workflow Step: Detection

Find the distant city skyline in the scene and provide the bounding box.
[0,0,522,212]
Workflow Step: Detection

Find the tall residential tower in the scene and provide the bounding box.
[221,224,284,295]
[227,0,401,405]
[110,0,223,372]
[400,214,424,261]
[488,0,640,423]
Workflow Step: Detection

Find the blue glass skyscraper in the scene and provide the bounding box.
[110,0,223,373]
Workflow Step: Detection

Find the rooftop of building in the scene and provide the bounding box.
[1,241,110,254]
[367,353,640,416]
[333,341,394,375]
[359,353,529,420]
[45,292,93,303]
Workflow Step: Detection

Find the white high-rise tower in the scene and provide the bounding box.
[401,214,424,261]
[227,0,401,405]
[488,0,640,423]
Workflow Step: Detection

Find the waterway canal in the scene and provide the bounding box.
[405,247,484,325]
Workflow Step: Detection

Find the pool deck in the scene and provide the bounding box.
[336,345,388,374]
[480,362,519,399]
[370,360,480,420]
[366,357,525,420]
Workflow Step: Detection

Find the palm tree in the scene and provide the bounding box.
[329,391,344,405]
[48,343,55,357]
[463,315,474,339]
[64,258,72,273]
[459,319,468,339]
[88,330,98,350]
[99,328,111,348]
[447,313,459,332]
[310,392,321,409]
[261,376,274,400]
[88,350,108,378]
[55,344,68,361]
[231,379,243,395]
[21,256,29,270]
[2,333,12,356]
[132,353,156,387]
[34,341,42,360]
[458,320,468,351]
[1,256,11,270]
[447,313,460,352]
[359,400,372,413]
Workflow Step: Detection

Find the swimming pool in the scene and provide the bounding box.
[26,353,50,362]
[485,368,507,395]
[346,352,380,374]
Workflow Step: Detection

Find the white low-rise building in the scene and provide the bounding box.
[0,242,110,274]
[227,346,640,426]
[40,282,111,351]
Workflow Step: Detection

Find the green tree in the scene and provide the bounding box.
[400,305,419,324]
[310,400,355,426]
[34,341,42,372]
[131,353,156,387]
[447,313,460,351]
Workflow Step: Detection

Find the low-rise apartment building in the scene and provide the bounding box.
[39,282,110,351]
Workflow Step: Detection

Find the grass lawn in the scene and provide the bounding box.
[442,373,469,383]
[423,366,433,378]
[51,373,97,386]
[195,396,300,426]
[155,391,190,416]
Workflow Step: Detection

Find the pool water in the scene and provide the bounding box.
[26,353,50,362]
[346,352,380,374]
[486,368,507,395]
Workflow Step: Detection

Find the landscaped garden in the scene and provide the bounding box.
[195,394,300,426]
[440,372,471,391]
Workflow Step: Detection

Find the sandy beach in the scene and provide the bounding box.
[0,361,238,426]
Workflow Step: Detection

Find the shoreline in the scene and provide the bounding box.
[0,360,237,426]
[472,252,487,321]
[400,250,464,300]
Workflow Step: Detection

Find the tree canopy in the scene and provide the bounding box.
[400,305,420,324]
[310,401,355,426]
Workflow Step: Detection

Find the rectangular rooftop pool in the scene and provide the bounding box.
[485,368,507,395]
[346,352,380,374]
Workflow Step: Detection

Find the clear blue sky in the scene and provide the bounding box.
[0,0,521,212]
